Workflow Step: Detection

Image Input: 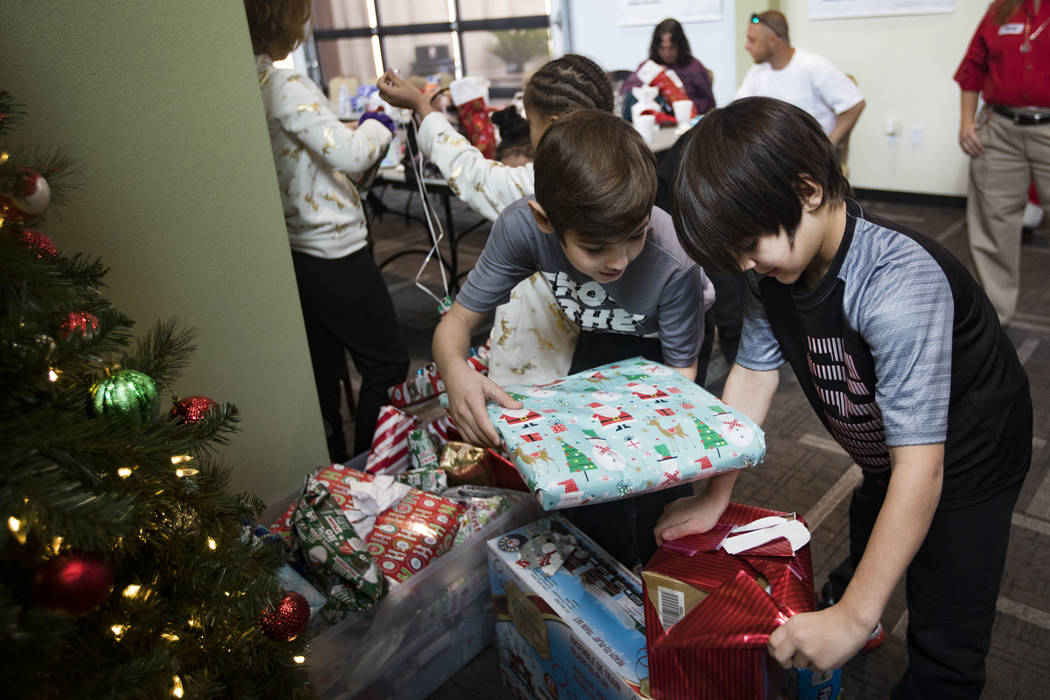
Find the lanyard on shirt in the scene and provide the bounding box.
[1021,10,1050,52]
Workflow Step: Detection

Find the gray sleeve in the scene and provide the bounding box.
[656,264,705,367]
[734,273,785,371]
[454,206,537,313]
[853,243,953,447]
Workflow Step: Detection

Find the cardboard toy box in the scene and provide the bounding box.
[642,502,816,700]
[796,667,843,700]
[487,515,650,700]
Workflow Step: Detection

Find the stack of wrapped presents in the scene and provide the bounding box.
[261,356,842,699]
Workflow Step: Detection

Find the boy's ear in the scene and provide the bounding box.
[798,175,825,213]
[527,200,556,234]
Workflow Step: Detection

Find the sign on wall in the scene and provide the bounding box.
[809,0,954,20]
[617,0,723,26]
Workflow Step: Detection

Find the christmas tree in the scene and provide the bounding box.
[692,416,727,453]
[558,439,596,481]
[0,92,310,698]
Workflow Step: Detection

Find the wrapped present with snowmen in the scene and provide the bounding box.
[487,357,765,510]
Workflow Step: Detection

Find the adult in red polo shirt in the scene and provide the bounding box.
[955,0,1050,326]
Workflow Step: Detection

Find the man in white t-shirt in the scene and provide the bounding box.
[735,11,865,148]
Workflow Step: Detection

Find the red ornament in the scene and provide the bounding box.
[60,311,100,341]
[1,167,51,220]
[33,552,114,616]
[259,591,310,642]
[18,228,58,258]
[171,395,218,424]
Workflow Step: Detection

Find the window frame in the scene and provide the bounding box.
[307,0,557,99]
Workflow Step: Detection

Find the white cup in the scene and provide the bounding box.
[672,99,694,128]
[634,113,656,144]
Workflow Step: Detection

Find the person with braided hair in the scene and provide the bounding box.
[378,54,614,221]
[378,56,622,389]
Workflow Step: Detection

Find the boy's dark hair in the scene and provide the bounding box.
[649,18,693,66]
[672,97,849,274]
[524,55,614,118]
[534,110,656,242]
[243,0,311,59]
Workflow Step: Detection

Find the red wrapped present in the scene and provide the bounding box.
[270,464,409,545]
[365,489,465,583]
[426,414,462,448]
[650,69,692,117]
[451,77,496,159]
[365,405,419,475]
[642,502,815,700]
[485,448,529,492]
[388,362,443,408]
[455,97,496,159]
[634,60,696,125]
[387,344,489,408]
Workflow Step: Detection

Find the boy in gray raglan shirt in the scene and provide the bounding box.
[433,110,713,568]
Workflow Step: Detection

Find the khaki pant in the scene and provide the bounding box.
[967,109,1050,324]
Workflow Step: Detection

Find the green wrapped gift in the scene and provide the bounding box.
[291,475,387,623]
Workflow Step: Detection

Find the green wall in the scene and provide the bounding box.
[0,2,328,505]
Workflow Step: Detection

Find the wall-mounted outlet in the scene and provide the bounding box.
[910,126,925,146]
[884,119,901,136]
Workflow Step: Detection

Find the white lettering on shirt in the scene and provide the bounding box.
[542,271,646,333]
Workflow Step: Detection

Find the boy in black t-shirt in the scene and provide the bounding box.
[654,97,1031,698]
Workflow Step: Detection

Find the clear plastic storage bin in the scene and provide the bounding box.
[262,465,542,700]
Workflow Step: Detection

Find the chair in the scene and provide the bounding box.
[608,69,633,88]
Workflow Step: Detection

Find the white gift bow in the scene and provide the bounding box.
[719,515,811,556]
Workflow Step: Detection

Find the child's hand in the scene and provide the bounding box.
[444,365,522,449]
[653,491,728,545]
[767,606,871,672]
[377,70,432,115]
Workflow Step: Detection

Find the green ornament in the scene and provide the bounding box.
[89,370,159,423]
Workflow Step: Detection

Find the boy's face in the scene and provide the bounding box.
[734,176,837,286]
[560,219,649,283]
[737,220,824,286]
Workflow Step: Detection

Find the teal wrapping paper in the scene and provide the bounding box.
[485,357,766,510]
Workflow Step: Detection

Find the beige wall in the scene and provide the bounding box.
[737,0,778,86]
[782,0,986,196]
[0,2,328,505]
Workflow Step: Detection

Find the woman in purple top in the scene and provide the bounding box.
[621,18,716,115]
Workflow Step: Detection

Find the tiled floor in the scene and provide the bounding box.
[352,186,1050,699]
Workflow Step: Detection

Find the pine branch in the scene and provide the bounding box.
[0,145,79,212]
[0,90,26,138]
[54,252,109,292]
[21,147,79,209]
[122,319,197,393]
[2,462,146,552]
